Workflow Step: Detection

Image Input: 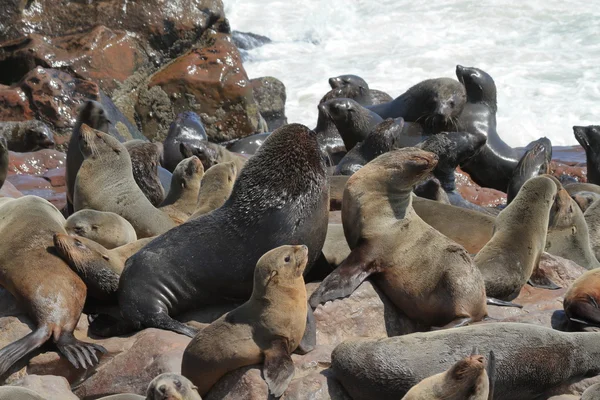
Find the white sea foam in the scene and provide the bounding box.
[225,0,600,147]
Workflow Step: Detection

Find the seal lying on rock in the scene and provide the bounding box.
[182,245,308,397]
[332,323,600,400]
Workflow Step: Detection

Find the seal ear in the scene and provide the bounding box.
[101,254,110,261]
[263,337,295,397]
[265,270,278,287]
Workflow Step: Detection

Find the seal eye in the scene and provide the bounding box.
[284,256,291,263]
[75,240,85,249]
[174,379,182,389]
[449,100,455,108]
[91,225,99,231]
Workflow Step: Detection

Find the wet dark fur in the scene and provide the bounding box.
[507,137,552,204]
[574,126,600,185]
[163,112,208,172]
[322,98,383,151]
[127,142,165,207]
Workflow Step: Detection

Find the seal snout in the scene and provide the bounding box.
[329,77,343,89]
[573,126,590,148]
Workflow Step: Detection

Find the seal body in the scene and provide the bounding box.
[564,268,600,330]
[456,65,519,191]
[0,120,55,152]
[65,209,138,249]
[321,98,383,151]
[474,176,557,300]
[124,141,165,207]
[73,124,176,238]
[506,137,552,204]
[574,125,600,185]
[160,156,204,224]
[310,148,488,328]
[182,245,308,396]
[331,323,600,400]
[227,132,271,155]
[0,196,105,378]
[163,111,208,172]
[116,124,328,337]
[191,161,237,219]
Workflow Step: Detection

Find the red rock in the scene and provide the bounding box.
[8,149,66,176]
[455,167,507,207]
[6,174,52,192]
[43,167,66,187]
[0,86,34,121]
[146,30,262,142]
[551,160,587,183]
[0,180,23,198]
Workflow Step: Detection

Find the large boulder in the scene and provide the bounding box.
[251,76,287,131]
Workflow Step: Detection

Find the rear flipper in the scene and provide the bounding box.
[55,332,106,369]
[133,309,199,338]
[263,337,295,398]
[487,297,523,308]
[0,327,51,378]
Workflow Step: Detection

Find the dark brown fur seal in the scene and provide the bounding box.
[574,125,600,185]
[324,74,393,106]
[0,196,106,378]
[506,137,552,204]
[160,156,204,224]
[124,141,165,207]
[0,120,55,152]
[182,245,308,397]
[163,111,208,172]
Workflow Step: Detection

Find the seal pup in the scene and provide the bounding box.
[163,111,208,172]
[310,148,488,328]
[66,100,110,209]
[401,348,494,400]
[124,141,165,207]
[147,373,202,400]
[190,161,237,219]
[160,156,204,224]
[367,77,466,134]
[53,233,153,305]
[181,141,246,173]
[584,199,600,262]
[0,196,106,378]
[474,176,558,300]
[182,245,308,397]
[574,125,600,185]
[73,124,176,238]
[65,209,138,249]
[506,137,552,204]
[456,65,520,192]
[545,175,600,269]
[0,120,55,152]
[331,322,600,400]
[334,118,404,176]
[0,138,7,190]
[320,98,383,151]
[102,124,328,340]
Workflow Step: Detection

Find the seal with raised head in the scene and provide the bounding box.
[367,77,466,134]
[331,322,600,400]
[310,148,488,328]
[66,100,110,208]
[191,161,237,219]
[314,101,346,165]
[65,209,138,249]
[102,123,328,340]
[147,373,202,400]
[0,196,106,378]
[322,74,393,106]
[181,141,247,173]
[163,111,208,172]
[506,137,552,204]
[574,125,600,185]
[74,124,176,238]
[124,141,165,207]
[182,245,309,397]
[0,120,55,152]
[401,348,494,400]
[160,156,204,224]
[474,176,558,300]
[456,65,520,191]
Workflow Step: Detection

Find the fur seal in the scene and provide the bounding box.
[474,176,557,300]
[182,245,308,396]
[310,148,488,328]
[0,138,7,190]
[124,141,165,207]
[65,209,138,249]
[181,141,246,173]
[227,132,270,155]
[545,175,600,269]
[565,182,600,196]
[160,156,204,224]
[334,118,404,176]
[368,78,466,134]
[456,65,520,191]
[326,74,392,105]
[506,137,552,204]
[102,123,328,340]
[320,98,383,151]
[582,383,600,400]
[584,199,600,264]
[314,102,346,165]
[322,223,350,267]
[0,386,46,400]
[73,124,176,238]
[563,268,600,331]
[147,373,202,400]
[0,120,55,152]
[401,348,494,400]
[413,177,451,205]
[53,234,152,305]
[191,161,237,219]
[0,196,106,378]
[572,191,600,212]
[66,100,110,208]
[574,125,600,185]
[163,111,208,172]
[331,322,600,400]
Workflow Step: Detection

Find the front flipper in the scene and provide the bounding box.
[487,350,496,400]
[295,305,316,355]
[263,337,295,398]
[487,297,523,308]
[432,317,472,331]
[308,243,377,308]
[528,266,561,290]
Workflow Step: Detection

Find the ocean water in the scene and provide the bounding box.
[225,0,600,147]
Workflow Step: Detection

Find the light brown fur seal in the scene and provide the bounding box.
[73,124,176,238]
[65,209,137,249]
[159,156,204,224]
[564,268,600,331]
[474,176,558,300]
[310,148,488,328]
[0,196,105,378]
[147,373,202,400]
[182,245,309,397]
[190,161,237,218]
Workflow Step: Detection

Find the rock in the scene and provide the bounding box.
[0,179,23,198]
[43,167,66,187]
[0,85,34,121]
[283,370,351,400]
[0,0,225,57]
[251,77,287,131]
[0,120,55,152]
[9,375,78,400]
[455,167,507,207]
[551,160,587,183]
[231,31,272,51]
[6,174,52,193]
[8,149,65,176]
[145,30,263,142]
[537,252,587,288]
[205,367,268,400]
